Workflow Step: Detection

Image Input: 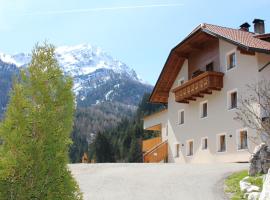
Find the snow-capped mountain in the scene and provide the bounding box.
[0,44,152,117]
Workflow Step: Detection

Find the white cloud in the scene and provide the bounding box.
[19,3,185,16]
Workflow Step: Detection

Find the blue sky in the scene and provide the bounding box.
[0,0,269,84]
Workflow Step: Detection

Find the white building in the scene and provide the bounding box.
[143,19,270,163]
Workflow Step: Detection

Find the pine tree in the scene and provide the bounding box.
[128,136,142,162]
[0,43,82,200]
[93,132,115,163]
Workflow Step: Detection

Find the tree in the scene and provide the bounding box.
[0,43,82,200]
[93,132,115,163]
[128,136,142,162]
[235,80,270,145]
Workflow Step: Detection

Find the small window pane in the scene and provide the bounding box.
[228,52,236,70]
[176,144,180,157]
[179,111,184,125]
[201,102,208,118]
[188,141,193,156]
[239,130,248,149]
[219,135,226,152]
[231,92,237,109]
[202,138,208,150]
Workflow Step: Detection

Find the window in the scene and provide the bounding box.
[175,143,180,158]
[202,138,208,150]
[200,101,208,118]
[228,90,238,110]
[178,110,184,125]
[227,52,236,70]
[238,130,248,150]
[206,62,214,71]
[217,134,226,152]
[178,77,185,86]
[187,140,194,156]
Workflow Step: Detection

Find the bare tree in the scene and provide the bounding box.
[235,80,270,146]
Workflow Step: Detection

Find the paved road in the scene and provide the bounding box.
[69,163,248,200]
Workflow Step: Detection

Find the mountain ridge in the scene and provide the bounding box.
[0,44,152,109]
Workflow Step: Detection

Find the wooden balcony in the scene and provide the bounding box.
[142,137,162,153]
[143,140,168,163]
[172,71,224,103]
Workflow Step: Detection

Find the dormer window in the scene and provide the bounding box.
[227,52,236,70]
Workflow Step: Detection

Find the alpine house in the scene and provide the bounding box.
[143,19,270,163]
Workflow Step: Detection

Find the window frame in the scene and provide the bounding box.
[226,50,237,71]
[174,142,180,158]
[186,139,194,157]
[201,137,208,150]
[216,133,227,153]
[178,109,185,125]
[227,89,238,110]
[199,100,208,119]
[236,128,249,151]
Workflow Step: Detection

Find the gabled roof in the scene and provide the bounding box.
[150,23,270,103]
[203,23,270,52]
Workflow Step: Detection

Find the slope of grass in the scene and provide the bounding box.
[225,170,263,200]
[225,170,248,200]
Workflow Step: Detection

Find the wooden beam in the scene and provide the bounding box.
[185,97,196,101]
[173,50,189,59]
[177,100,189,104]
[186,44,203,51]
[237,47,255,56]
[201,90,212,95]
[192,93,204,98]
[208,87,222,91]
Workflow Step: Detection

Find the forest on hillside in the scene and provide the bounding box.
[69,93,166,163]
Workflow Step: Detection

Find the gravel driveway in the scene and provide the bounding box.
[69,163,248,200]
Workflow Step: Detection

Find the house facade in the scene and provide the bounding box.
[143,19,270,163]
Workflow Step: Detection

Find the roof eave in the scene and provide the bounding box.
[202,29,270,54]
[149,26,204,103]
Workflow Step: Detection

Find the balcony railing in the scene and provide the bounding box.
[143,140,168,163]
[142,137,162,153]
[172,71,224,103]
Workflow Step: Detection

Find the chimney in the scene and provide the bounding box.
[253,19,265,34]
[240,22,251,32]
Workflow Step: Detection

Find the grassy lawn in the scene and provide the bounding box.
[225,170,263,200]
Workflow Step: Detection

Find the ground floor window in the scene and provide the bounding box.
[186,140,194,156]
[217,134,226,152]
[175,143,180,158]
[201,137,208,150]
[238,129,248,150]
